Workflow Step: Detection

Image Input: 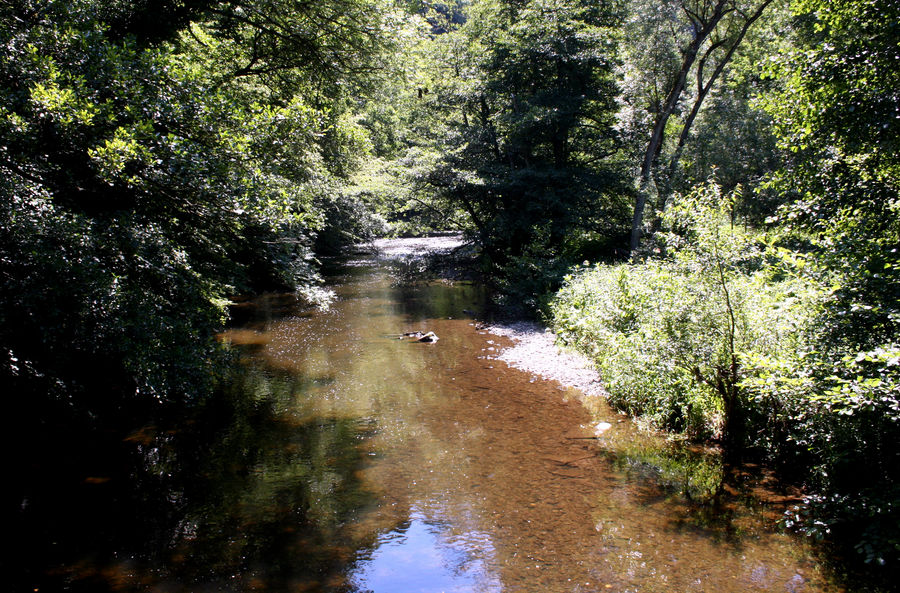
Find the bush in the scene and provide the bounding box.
[551,183,818,444]
[549,180,900,567]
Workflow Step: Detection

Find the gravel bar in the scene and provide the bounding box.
[487,321,606,397]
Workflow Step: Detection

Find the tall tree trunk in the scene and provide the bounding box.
[629,0,736,254]
[661,0,775,200]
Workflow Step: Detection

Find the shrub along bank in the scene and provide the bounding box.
[548,183,900,569]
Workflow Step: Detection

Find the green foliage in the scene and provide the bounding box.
[193,0,398,103]
[313,187,390,256]
[761,0,900,353]
[551,184,814,441]
[679,80,783,221]
[674,0,789,220]
[550,0,900,566]
[0,0,396,411]
[551,179,900,566]
[619,0,783,252]
[416,0,632,304]
[742,339,900,565]
[556,260,731,437]
[755,0,900,564]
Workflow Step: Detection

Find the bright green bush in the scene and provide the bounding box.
[550,179,900,566]
[551,183,820,443]
[743,336,900,564]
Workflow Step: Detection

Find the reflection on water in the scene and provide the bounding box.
[609,439,726,502]
[350,511,502,593]
[11,240,851,592]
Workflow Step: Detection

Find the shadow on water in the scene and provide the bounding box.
[8,358,384,592]
[7,241,488,593]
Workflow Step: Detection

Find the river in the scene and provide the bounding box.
[12,237,847,592]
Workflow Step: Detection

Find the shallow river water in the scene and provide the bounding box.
[216,238,842,593]
[13,237,848,592]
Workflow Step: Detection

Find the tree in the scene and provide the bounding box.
[0,0,397,414]
[763,0,899,355]
[420,0,630,303]
[759,0,900,565]
[621,0,777,252]
[195,0,394,102]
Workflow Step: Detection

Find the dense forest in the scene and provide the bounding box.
[2,0,898,580]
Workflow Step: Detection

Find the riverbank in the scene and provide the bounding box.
[487,321,606,398]
[365,235,894,592]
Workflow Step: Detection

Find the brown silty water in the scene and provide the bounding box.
[217,237,840,593]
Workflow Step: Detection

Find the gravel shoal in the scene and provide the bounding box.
[487,321,606,397]
[372,235,465,256]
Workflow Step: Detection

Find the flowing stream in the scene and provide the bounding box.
[13,237,847,592]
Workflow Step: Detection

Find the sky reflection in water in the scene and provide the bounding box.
[350,510,502,593]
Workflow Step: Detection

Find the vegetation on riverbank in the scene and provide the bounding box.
[544,0,899,569]
[549,182,899,566]
[1,0,400,418]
